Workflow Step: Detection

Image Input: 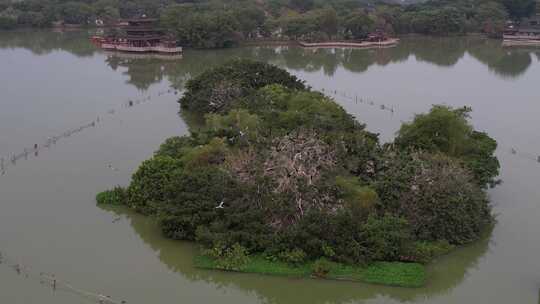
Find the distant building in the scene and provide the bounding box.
[503,15,540,45]
[90,16,182,54]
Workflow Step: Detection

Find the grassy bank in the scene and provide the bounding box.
[194,254,425,288]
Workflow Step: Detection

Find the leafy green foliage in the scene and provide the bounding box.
[100,61,497,286]
[154,136,196,159]
[202,243,251,271]
[396,105,473,154]
[205,109,263,144]
[0,15,17,29]
[373,151,492,245]
[335,176,378,217]
[0,0,528,38]
[180,59,305,113]
[96,187,126,205]
[278,248,307,265]
[160,166,242,240]
[161,6,242,49]
[343,11,374,39]
[179,138,228,169]
[502,0,536,19]
[395,105,500,187]
[409,240,455,263]
[195,253,426,287]
[126,156,183,214]
[195,253,314,277]
[311,258,333,277]
[363,214,411,261]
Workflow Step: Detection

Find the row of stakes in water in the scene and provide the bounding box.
[321,87,396,114]
[0,251,127,304]
[0,88,179,177]
[1,86,538,177]
[321,87,540,164]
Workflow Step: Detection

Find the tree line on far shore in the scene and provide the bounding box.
[0,0,537,47]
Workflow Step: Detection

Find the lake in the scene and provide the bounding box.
[0,30,539,304]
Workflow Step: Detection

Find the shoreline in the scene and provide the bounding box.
[194,254,426,288]
[297,38,400,49]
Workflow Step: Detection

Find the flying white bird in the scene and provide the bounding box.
[215,200,225,209]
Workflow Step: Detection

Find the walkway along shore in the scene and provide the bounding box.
[298,38,400,49]
[241,38,400,48]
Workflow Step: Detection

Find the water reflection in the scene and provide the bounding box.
[99,38,539,93]
[0,30,95,57]
[98,205,492,304]
[0,31,537,92]
[2,29,536,304]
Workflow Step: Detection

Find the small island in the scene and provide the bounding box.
[97,60,499,288]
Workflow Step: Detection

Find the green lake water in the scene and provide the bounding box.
[0,30,539,303]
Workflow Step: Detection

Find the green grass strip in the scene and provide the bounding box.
[194,254,425,288]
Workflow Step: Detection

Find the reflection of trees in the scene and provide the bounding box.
[0,30,95,57]
[404,37,467,67]
[280,47,340,75]
[98,204,493,304]
[1,30,535,88]
[468,40,533,78]
[490,52,532,78]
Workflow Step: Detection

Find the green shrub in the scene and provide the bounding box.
[409,240,455,263]
[155,136,195,159]
[126,156,183,214]
[395,105,499,187]
[312,258,333,278]
[363,214,411,261]
[205,109,263,144]
[203,243,250,271]
[0,16,17,30]
[180,59,305,113]
[373,151,492,245]
[179,138,228,168]
[321,243,336,258]
[336,176,378,218]
[278,248,307,265]
[159,166,242,240]
[96,187,126,205]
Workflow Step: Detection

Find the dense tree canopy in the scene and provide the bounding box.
[502,0,536,19]
[395,105,500,187]
[98,60,498,267]
[0,0,532,42]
